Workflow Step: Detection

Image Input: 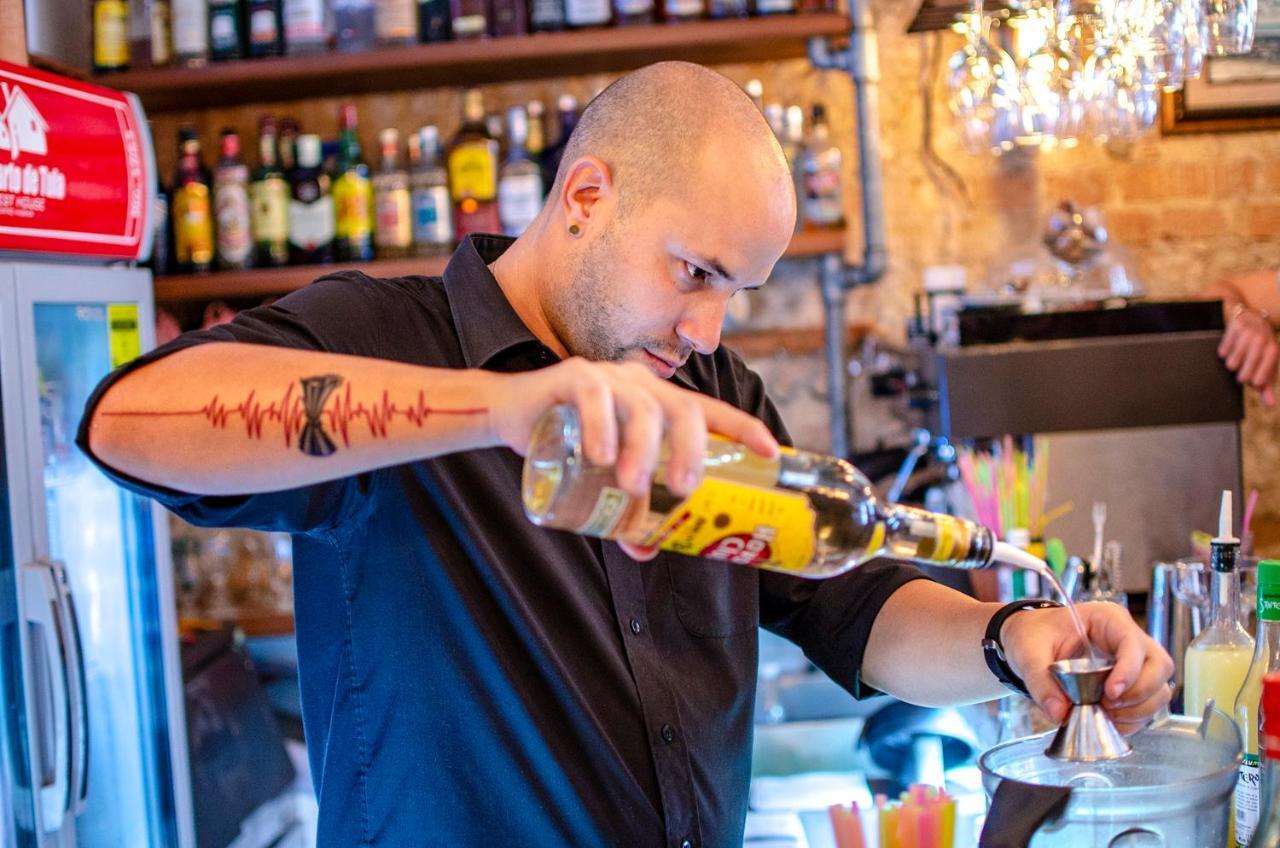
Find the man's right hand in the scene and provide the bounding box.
[489,357,780,504]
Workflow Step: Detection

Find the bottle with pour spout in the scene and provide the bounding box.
[522,405,1048,577]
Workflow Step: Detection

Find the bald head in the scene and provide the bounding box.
[549,62,793,215]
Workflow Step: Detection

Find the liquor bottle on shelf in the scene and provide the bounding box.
[208,0,245,61]
[799,103,843,230]
[450,0,489,39]
[150,169,173,276]
[498,106,544,238]
[565,0,611,29]
[148,0,174,67]
[530,0,565,31]
[485,112,507,159]
[409,127,455,257]
[213,129,253,271]
[334,0,378,51]
[664,0,704,22]
[754,0,796,15]
[418,0,452,40]
[333,103,375,261]
[250,117,291,268]
[613,0,654,24]
[284,0,331,54]
[171,0,208,66]
[525,100,547,196]
[172,128,214,274]
[94,0,131,73]
[279,118,300,174]
[374,129,413,259]
[246,0,284,57]
[491,0,528,36]
[376,0,418,44]
[449,90,502,239]
[540,94,579,192]
[289,134,336,265]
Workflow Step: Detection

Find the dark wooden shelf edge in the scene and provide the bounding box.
[723,321,869,357]
[104,14,850,112]
[154,228,845,303]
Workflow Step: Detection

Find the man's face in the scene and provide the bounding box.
[547,151,795,378]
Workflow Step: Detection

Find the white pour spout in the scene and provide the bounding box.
[1215,490,1237,544]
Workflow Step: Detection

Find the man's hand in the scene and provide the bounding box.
[487,358,780,560]
[1002,602,1174,735]
[1220,306,1279,407]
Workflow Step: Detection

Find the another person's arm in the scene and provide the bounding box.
[86,342,779,500]
[1205,269,1280,406]
[861,580,1173,735]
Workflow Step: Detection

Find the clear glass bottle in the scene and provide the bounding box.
[284,0,331,54]
[213,129,253,271]
[288,133,335,265]
[799,103,844,230]
[410,126,455,256]
[523,405,998,578]
[374,128,413,259]
[1186,494,1254,723]
[1250,673,1280,847]
[1239,562,1280,846]
[171,0,209,66]
[498,106,543,238]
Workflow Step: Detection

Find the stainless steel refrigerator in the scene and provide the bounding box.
[0,261,195,846]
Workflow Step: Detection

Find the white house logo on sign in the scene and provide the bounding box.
[0,82,66,216]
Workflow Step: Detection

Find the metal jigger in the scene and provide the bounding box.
[1044,658,1133,762]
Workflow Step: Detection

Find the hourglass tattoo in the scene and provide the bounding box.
[100,374,490,456]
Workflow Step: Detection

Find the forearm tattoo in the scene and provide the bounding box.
[100,374,489,457]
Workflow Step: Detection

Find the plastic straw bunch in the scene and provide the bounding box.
[955,435,1069,538]
[827,784,956,848]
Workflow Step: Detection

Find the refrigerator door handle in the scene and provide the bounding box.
[51,559,89,813]
[19,560,71,834]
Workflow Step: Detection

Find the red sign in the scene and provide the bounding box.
[0,60,152,261]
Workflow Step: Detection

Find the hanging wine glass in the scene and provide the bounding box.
[1207,0,1257,55]
[948,1,1023,153]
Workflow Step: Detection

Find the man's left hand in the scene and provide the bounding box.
[1001,602,1174,735]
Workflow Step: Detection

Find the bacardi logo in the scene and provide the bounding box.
[0,83,65,202]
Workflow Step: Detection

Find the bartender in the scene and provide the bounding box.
[1205,268,1280,406]
[78,63,1171,847]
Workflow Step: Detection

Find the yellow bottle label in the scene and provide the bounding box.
[250,177,290,242]
[333,172,373,238]
[640,477,817,572]
[173,183,213,265]
[107,304,141,368]
[94,2,129,67]
[449,141,498,201]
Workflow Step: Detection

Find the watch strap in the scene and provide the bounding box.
[982,599,1063,697]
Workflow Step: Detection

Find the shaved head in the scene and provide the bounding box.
[491,61,797,377]
[550,62,792,215]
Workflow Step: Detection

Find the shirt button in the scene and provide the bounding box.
[661,724,675,744]
[629,618,642,635]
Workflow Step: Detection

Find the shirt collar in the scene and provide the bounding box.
[442,234,697,390]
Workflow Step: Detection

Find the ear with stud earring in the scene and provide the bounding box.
[569,224,581,236]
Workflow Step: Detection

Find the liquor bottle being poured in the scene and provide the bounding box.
[522,405,1045,577]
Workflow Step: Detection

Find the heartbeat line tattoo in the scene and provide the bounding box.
[100,374,490,457]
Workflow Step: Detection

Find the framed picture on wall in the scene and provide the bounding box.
[1162,0,1280,133]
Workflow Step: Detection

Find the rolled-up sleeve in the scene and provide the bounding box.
[724,351,929,699]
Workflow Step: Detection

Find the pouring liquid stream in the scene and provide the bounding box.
[992,541,1101,664]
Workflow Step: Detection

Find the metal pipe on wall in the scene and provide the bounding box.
[809,0,889,456]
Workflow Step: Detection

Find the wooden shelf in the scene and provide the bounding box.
[104,15,849,112]
[153,227,845,303]
[723,320,868,357]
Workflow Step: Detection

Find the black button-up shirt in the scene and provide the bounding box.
[78,236,925,847]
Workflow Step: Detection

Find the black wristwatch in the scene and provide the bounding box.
[983,599,1064,697]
